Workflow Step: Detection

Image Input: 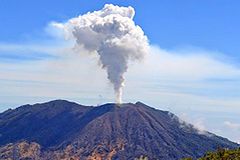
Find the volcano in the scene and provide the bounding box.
[0,100,238,159]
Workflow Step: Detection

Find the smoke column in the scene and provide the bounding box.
[54,4,149,103]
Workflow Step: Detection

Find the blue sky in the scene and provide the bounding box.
[1,0,240,59]
[0,0,240,143]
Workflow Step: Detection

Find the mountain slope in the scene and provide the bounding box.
[0,100,238,160]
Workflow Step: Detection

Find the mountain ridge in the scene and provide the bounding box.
[0,100,238,159]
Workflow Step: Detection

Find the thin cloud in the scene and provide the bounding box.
[128,46,240,81]
[224,121,240,130]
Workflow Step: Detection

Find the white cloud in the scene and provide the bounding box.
[127,46,240,81]
[176,113,208,135]
[224,121,240,130]
[53,4,149,103]
[0,43,57,53]
[123,46,240,113]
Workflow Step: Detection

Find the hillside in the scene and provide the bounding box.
[0,100,238,159]
[183,148,240,160]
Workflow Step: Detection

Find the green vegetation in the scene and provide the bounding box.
[183,148,240,160]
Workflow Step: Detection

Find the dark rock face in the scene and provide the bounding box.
[0,100,238,160]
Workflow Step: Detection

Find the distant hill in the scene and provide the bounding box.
[0,100,238,159]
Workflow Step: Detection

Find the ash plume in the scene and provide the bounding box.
[54,4,149,103]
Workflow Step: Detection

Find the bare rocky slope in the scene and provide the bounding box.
[0,100,238,160]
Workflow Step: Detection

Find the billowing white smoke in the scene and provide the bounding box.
[54,4,149,103]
